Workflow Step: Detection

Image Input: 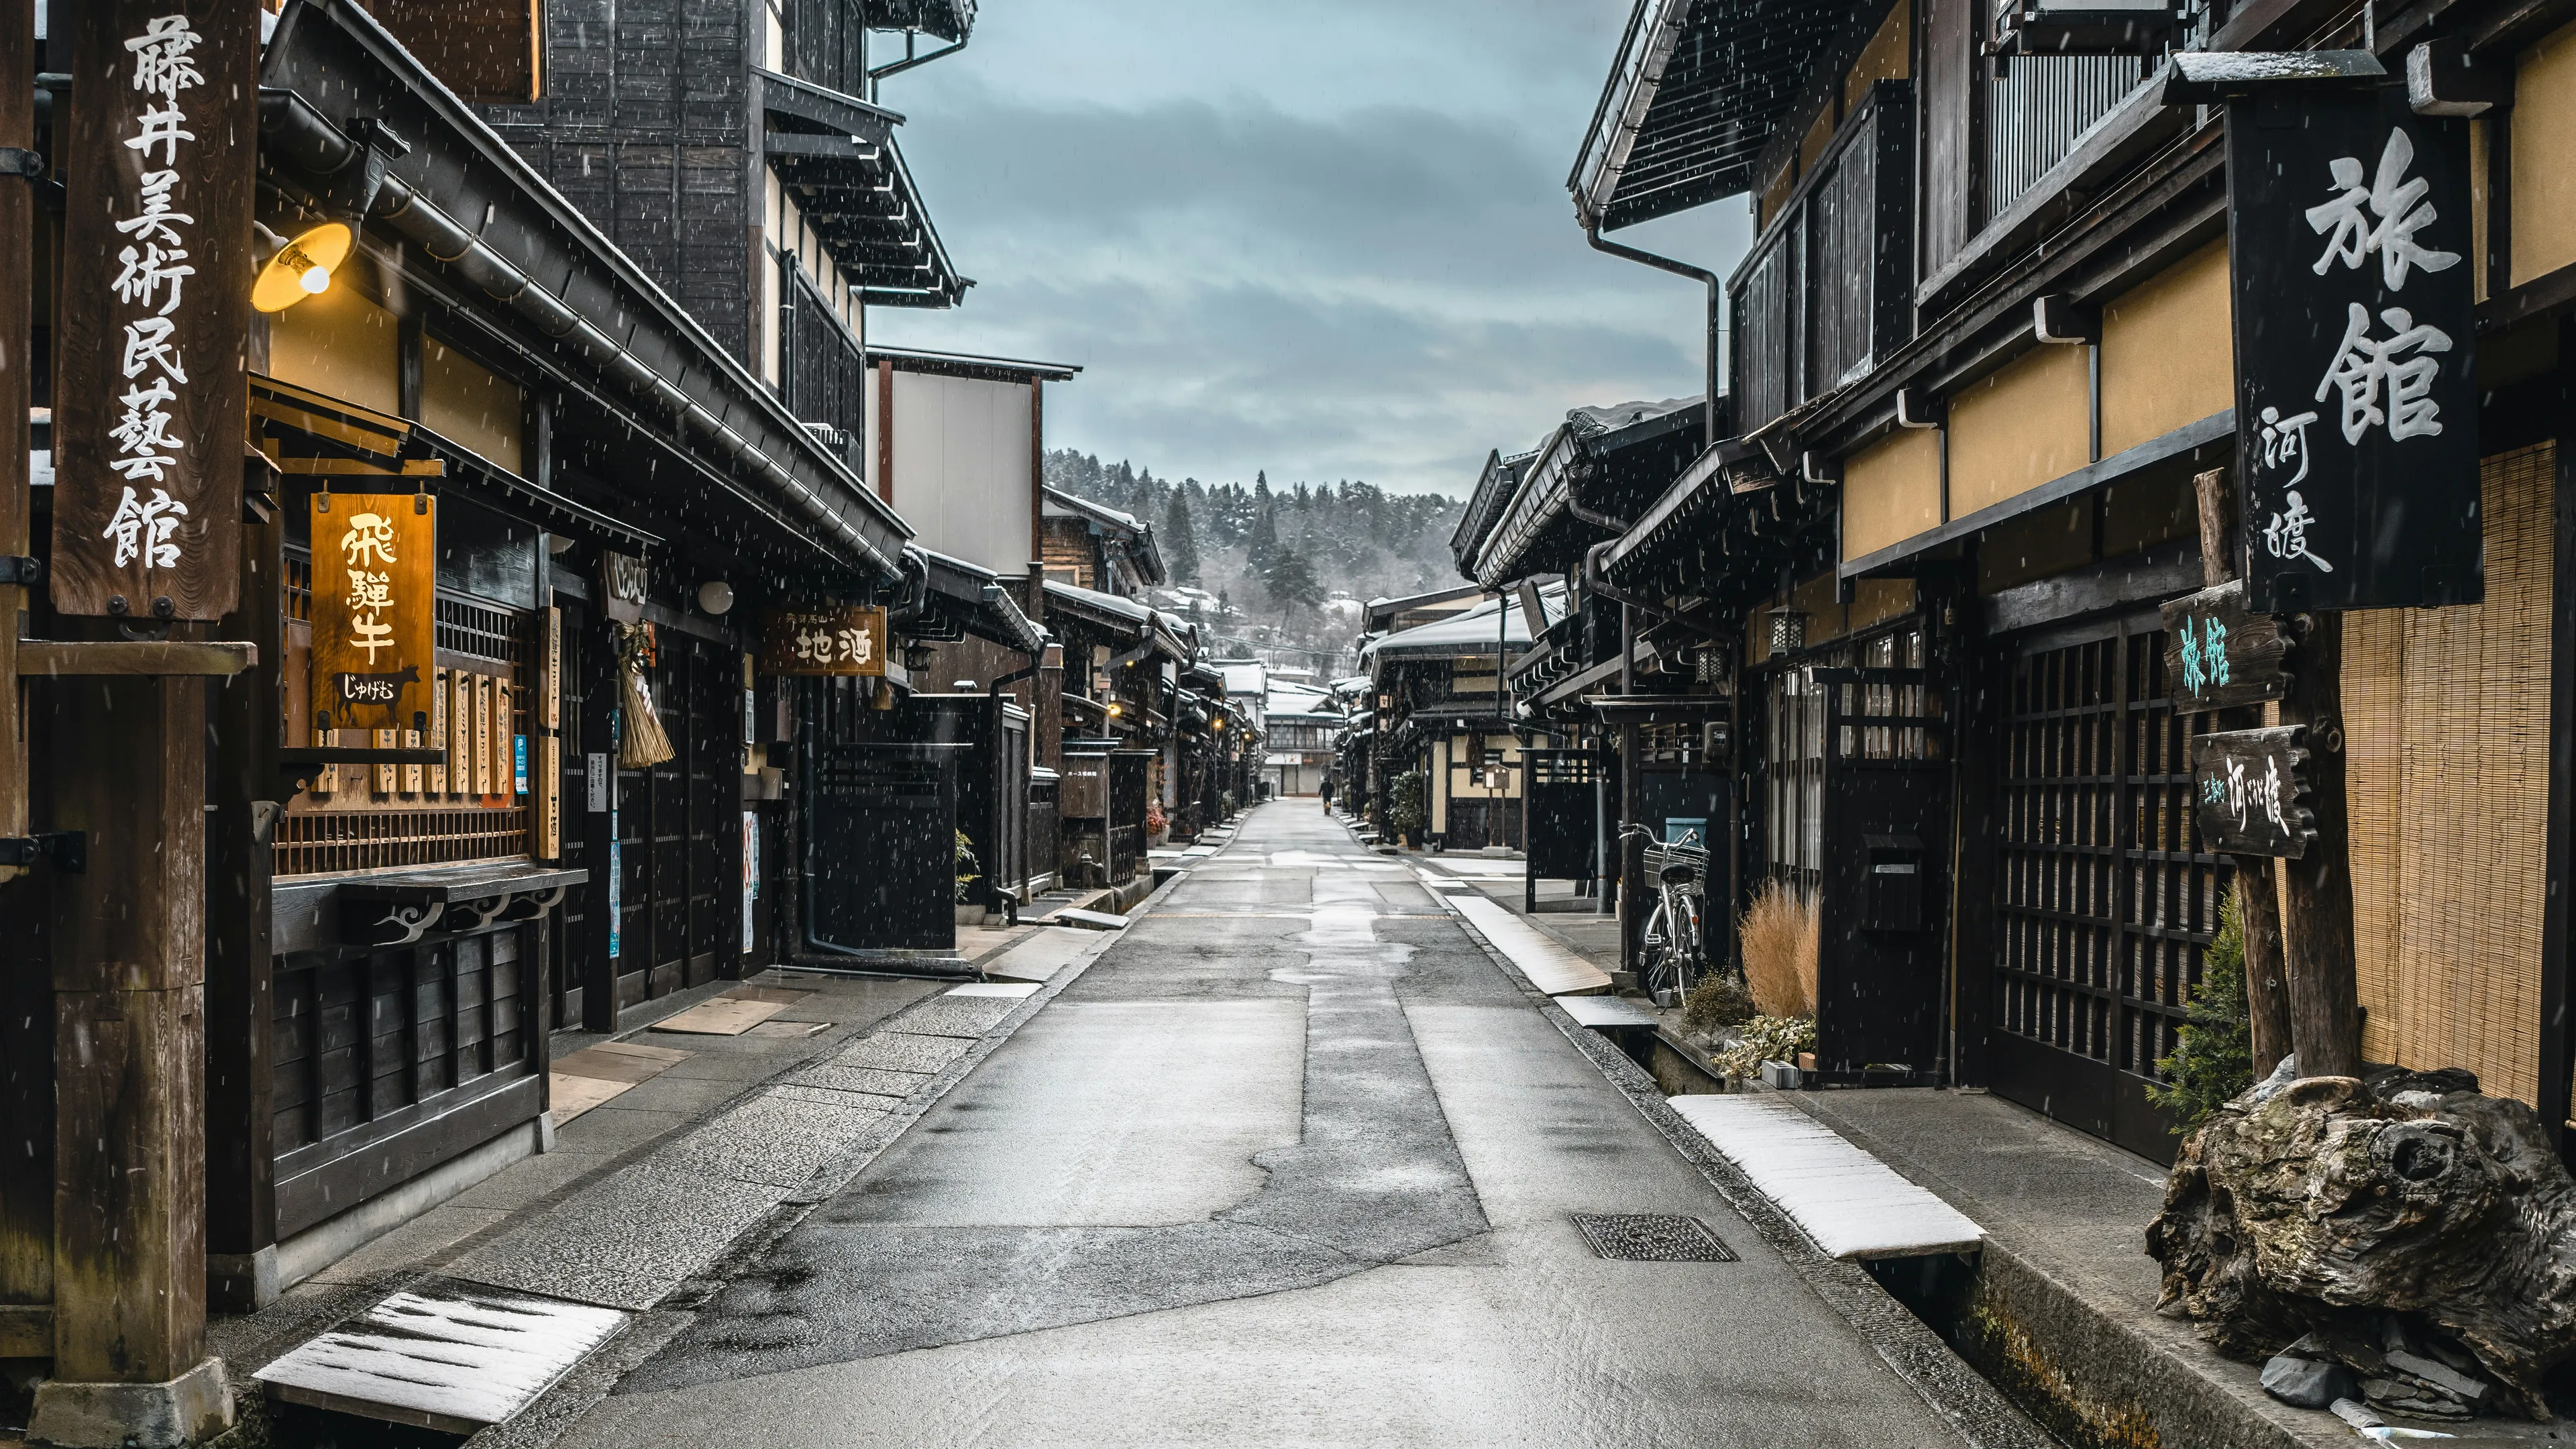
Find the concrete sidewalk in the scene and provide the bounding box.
[201,887,1147,1443]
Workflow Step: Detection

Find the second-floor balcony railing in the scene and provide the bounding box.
[1729,80,1916,435]
[780,259,866,474]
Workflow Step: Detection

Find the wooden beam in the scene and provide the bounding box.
[0,1303,50,1357]
[2281,611,2362,1077]
[0,0,30,886]
[17,641,257,678]
[2195,467,2293,1079]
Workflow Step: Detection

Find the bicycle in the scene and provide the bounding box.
[1621,822,1706,1006]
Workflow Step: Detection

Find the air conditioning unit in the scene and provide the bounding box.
[803,422,851,451]
[1994,0,2182,58]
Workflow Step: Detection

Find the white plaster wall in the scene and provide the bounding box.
[888,371,1035,575]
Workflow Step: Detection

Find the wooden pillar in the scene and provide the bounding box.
[27,0,248,1434]
[0,0,48,1362]
[2193,467,2294,1076]
[2280,610,2361,1078]
[206,474,282,1310]
[40,653,227,1431]
[1616,603,1643,974]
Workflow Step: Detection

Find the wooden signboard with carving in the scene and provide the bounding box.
[2192,726,2316,858]
[2160,579,2294,712]
[308,494,435,736]
[51,0,252,619]
[760,604,888,677]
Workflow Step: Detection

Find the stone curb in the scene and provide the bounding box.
[1438,906,2055,1449]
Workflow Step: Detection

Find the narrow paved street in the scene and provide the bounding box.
[549,806,1986,1447]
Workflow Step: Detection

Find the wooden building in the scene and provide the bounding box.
[1534,0,2576,1159]
[0,3,1018,1421]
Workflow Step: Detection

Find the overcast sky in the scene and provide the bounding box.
[867,0,1754,499]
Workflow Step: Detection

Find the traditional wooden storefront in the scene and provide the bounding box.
[1567,0,2576,1164]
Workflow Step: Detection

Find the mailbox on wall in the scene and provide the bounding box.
[1862,833,1926,932]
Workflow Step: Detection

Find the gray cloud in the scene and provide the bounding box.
[869,8,1749,496]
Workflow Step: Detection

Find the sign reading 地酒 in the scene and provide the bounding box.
[2192,726,2316,858]
[309,494,436,735]
[2159,580,2295,712]
[760,605,888,677]
[2228,87,2479,613]
[50,0,252,620]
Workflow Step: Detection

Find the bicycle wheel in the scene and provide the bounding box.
[1642,899,1677,998]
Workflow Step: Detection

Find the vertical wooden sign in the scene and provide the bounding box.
[474,674,493,797]
[539,735,561,859]
[494,680,515,795]
[51,0,252,619]
[2228,88,2479,611]
[308,494,435,737]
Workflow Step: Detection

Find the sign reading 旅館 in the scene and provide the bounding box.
[2159,580,2294,712]
[2227,87,2479,612]
[759,605,888,678]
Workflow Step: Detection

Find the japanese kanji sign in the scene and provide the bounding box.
[2228,87,2478,612]
[2192,726,2316,857]
[51,1,251,619]
[760,604,888,677]
[309,493,435,735]
[2159,580,2294,711]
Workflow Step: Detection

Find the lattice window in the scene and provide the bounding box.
[1996,625,2222,1080]
[277,547,536,879]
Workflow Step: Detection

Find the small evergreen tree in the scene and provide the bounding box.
[1246,502,1279,569]
[2147,882,2255,1128]
[1265,547,1322,608]
[1163,492,1201,583]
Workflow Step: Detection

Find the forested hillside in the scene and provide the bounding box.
[1044,450,1466,660]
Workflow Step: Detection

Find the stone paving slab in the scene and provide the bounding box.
[657,1091,894,1189]
[786,1064,933,1099]
[447,1160,784,1310]
[881,998,1017,1040]
[826,1030,974,1075]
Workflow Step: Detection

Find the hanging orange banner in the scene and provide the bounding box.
[309,492,437,735]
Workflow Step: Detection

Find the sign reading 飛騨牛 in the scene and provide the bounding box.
[309,494,436,735]
[2159,580,2294,711]
[2192,726,2316,857]
[50,1,252,620]
[760,605,888,677]
[2229,87,2479,613]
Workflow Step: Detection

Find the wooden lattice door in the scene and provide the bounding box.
[1986,617,2224,1161]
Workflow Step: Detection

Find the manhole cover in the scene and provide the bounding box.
[1572,1214,1738,1262]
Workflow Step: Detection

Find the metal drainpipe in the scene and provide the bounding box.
[1584,224,1721,449]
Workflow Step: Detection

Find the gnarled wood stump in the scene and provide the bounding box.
[2147,1068,2576,1419]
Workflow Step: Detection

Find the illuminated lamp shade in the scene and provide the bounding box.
[252,222,353,313]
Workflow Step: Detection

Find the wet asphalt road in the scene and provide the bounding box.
[551,804,1981,1448]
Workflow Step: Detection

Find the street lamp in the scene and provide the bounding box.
[252,221,352,313]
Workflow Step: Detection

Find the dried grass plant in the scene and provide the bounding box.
[1737,879,1818,1018]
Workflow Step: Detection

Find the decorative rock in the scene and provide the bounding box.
[2261,1354,2354,1408]
[2147,1066,2576,1419]
[2329,1397,2384,1431]
[2383,1349,2488,1408]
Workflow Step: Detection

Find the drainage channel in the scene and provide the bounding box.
[1538,1002,2067,1449]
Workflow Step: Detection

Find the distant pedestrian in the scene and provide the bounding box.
[1320,776,1336,813]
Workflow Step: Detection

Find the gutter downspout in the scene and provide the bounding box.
[1584,223,1720,449]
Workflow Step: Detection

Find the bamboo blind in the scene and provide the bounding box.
[2342,442,2555,1104]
